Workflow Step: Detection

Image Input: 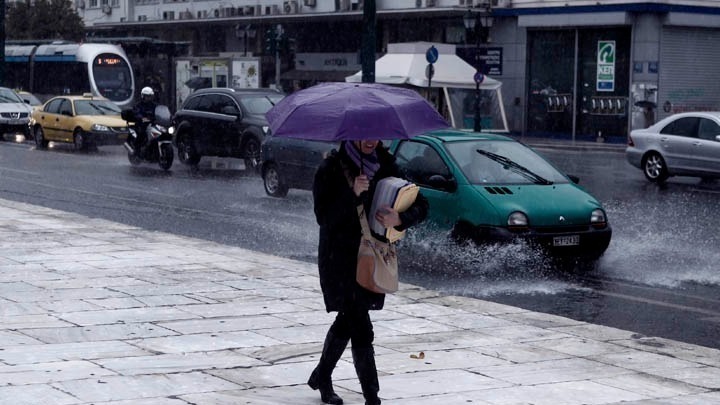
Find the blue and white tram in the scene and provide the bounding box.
[5,42,135,109]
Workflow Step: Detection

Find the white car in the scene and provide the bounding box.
[626,111,720,182]
[0,87,33,140]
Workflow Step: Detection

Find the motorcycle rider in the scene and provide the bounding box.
[132,87,157,155]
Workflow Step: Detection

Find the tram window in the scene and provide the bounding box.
[33,62,90,96]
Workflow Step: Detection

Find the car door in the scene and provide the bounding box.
[283,139,336,189]
[37,98,64,141]
[55,99,75,143]
[658,116,699,173]
[394,140,457,230]
[214,94,242,155]
[191,94,219,154]
[694,117,720,175]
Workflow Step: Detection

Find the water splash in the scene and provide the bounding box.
[400,225,580,297]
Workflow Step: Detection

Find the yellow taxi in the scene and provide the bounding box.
[31,93,129,150]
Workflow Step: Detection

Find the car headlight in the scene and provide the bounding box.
[168,126,175,135]
[262,125,269,134]
[508,211,529,231]
[590,208,608,229]
[91,124,110,132]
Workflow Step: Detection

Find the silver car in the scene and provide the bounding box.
[626,111,720,182]
[0,87,33,140]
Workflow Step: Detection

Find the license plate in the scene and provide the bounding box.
[553,235,580,246]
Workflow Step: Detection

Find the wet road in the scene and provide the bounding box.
[1,138,719,349]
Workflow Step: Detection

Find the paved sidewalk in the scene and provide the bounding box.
[1,198,719,405]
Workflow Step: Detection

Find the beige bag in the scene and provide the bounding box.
[356,205,399,294]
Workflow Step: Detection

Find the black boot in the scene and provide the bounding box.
[352,347,381,405]
[308,331,348,405]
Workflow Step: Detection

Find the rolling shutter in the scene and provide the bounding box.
[658,27,720,121]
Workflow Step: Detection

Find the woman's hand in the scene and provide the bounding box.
[375,206,401,228]
[353,174,370,197]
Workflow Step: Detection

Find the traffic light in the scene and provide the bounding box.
[264,27,277,54]
[278,36,293,56]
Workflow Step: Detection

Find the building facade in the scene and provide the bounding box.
[80,0,720,142]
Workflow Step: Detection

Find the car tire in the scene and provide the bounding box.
[73,129,87,151]
[450,221,479,245]
[34,126,49,149]
[642,152,668,183]
[263,162,289,198]
[242,135,261,172]
[177,134,201,166]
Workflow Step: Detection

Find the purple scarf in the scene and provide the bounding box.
[344,141,380,180]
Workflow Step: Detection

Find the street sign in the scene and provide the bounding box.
[425,45,439,64]
[474,71,484,84]
[425,63,435,80]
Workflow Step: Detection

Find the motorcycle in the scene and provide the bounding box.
[121,105,174,171]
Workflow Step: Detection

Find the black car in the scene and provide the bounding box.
[173,88,284,170]
[261,134,338,197]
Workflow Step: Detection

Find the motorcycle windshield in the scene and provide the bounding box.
[154,105,172,127]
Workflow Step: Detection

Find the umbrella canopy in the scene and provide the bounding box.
[185,77,212,90]
[265,82,450,141]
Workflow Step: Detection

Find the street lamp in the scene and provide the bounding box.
[235,24,256,57]
[463,5,493,132]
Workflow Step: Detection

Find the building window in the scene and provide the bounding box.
[89,0,98,7]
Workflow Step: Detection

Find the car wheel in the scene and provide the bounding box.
[642,152,668,182]
[450,221,479,245]
[177,135,201,165]
[73,129,87,151]
[34,126,49,149]
[263,162,289,198]
[242,136,261,172]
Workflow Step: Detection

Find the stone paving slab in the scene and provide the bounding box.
[1,197,719,404]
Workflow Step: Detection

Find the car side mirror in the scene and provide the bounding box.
[427,174,457,192]
[567,174,580,184]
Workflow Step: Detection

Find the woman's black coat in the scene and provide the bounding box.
[312,143,429,312]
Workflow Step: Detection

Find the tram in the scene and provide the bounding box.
[5,41,135,109]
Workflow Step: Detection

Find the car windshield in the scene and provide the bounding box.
[446,140,570,185]
[21,93,42,106]
[73,100,121,116]
[0,88,24,104]
[239,94,284,115]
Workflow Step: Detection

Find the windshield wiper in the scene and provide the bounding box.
[476,149,553,185]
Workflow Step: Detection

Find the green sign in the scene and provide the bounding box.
[597,40,615,92]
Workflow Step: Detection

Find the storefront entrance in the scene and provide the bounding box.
[527,28,631,142]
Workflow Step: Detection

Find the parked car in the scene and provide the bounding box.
[31,93,129,150]
[626,111,720,183]
[261,134,338,197]
[173,88,284,170]
[0,87,33,140]
[389,130,612,260]
[17,91,43,108]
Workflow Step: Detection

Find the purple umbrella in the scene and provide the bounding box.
[265,82,449,141]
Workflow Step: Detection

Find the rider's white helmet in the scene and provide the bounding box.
[141,87,154,97]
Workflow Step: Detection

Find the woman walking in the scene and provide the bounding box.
[310,139,428,404]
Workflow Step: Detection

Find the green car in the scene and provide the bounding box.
[389,130,612,260]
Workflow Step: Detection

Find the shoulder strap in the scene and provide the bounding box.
[357,205,371,239]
